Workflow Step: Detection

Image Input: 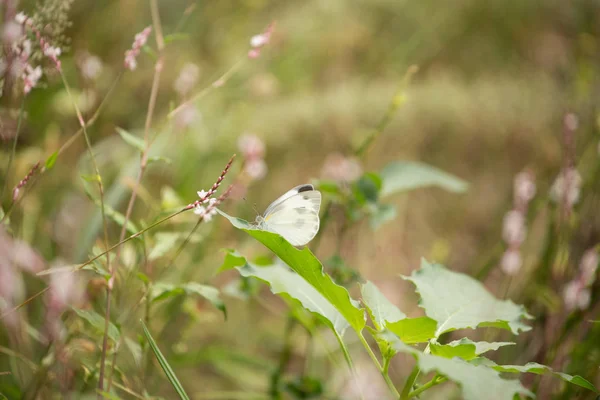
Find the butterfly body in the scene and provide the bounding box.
[256,184,321,246]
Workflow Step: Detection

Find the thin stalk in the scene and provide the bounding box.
[1,97,26,204]
[355,65,418,158]
[406,375,447,399]
[357,332,400,399]
[59,71,112,398]
[400,343,430,400]
[333,331,364,400]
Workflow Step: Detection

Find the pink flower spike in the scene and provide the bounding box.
[124,26,152,71]
[248,22,274,59]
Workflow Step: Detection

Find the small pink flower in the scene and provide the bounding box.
[238,134,265,160]
[500,249,522,276]
[247,23,274,59]
[174,63,200,97]
[245,158,267,180]
[514,170,536,206]
[321,153,363,182]
[124,26,152,71]
[563,280,590,312]
[550,167,582,209]
[502,210,526,245]
[580,249,598,286]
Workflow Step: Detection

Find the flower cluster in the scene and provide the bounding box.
[188,155,236,222]
[194,190,218,221]
[550,113,581,217]
[248,23,274,59]
[12,161,40,201]
[321,153,363,183]
[500,170,536,275]
[563,248,598,312]
[124,26,152,71]
[238,133,267,180]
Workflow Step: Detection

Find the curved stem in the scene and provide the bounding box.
[357,332,400,399]
[407,375,447,399]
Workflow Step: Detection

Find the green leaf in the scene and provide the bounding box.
[430,338,515,361]
[150,282,226,317]
[148,233,180,261]
[369,203,397,230]
[404,259,532,337]
[141,321,190,400]
[164,33,190,44]
[218,249,247,273]
[73,308,120,343]
[380,161,468,196]
[490,362,598,393]
[80,174,102,183]
[386,316,437,344]
[235,259,353,335]
[116,127,145,152]
[147,156,173,165]
[45,151,58,170]
[360,281,406,330]
[313,180,342,196]
[217,210,365,333]
[353,172,382,204]
[382,332,533,400]
[125,337,143,367]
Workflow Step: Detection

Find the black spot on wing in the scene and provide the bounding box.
[294,219,305,228]
[297,184,314,193]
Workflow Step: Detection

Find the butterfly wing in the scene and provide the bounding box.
[261,189,321,246]
[263,184,316,216]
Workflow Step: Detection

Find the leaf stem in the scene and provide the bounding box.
[357,332,400,399]
[406,375,447,398]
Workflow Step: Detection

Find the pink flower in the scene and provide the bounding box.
[502,210,526,245]
[174,63,200,96]
[321,153,363,182]
[245,158,267,180]
[550,167,582,209]
[580,249,598,286]
[500,249,522,276]
[514,170,536,206]
[124,26,152,71]
[248,23,274,59]
[238,134,265,160]
[563,280,590,312]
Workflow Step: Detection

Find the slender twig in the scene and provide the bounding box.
[355,65,418,158]
[1,97,26,204]
[357,332,400,399]
[58,70,112,397]
[406,375,447,399]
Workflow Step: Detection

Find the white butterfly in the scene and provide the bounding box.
[256,184,322,246]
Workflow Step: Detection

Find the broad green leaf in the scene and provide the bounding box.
[218,249,247,273]
[150,282,225,316]
[383,332,533,400]
[404,259,532,336]
[490,362,598,393]
[73,308,120,343]
[116,127,145,152]
[223,250,352,335]
[380,161,468,196]
[386,316,437,343]
[430,338,515,361]
[141,321,190,400]
[45,151,58,170]
[353,172,382,204]
[369,203,397,230]
[217,210,365,333]
[360,281,406,330]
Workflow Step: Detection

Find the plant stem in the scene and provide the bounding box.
[406,375,447,399]
[400,365,420,400]
[1,97,25,204]
[269,315,295,399]
[355,65,418,158]
[357,332,400,399]
[58,70,111,399]
[334,331,364,400]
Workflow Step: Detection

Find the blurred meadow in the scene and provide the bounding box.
[1,0,600,399]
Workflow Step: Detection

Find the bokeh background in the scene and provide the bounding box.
[2,0,600,398]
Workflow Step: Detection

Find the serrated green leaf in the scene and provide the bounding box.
[369,203,397,230]
[236,259,351,335]
[380,161,468,196]
[141,321,190,400]
[360,281,406,330]
[490,362,598,393]
[217,210,365,333]
[382,332,533,400]
[404,259,532,337]
[73,308,120,343]
[116,127,145,152]
[430,338,515,361]
[386,316,437,343]
[45,151,58,170]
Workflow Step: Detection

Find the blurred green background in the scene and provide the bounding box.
[2,0,600,398]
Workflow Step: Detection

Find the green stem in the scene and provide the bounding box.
[357,333,400,399]
[406,375,447,399]
[269,315,296,399]
[1,97,25,204]
[400,364,420,400]
[333,331,364,400]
